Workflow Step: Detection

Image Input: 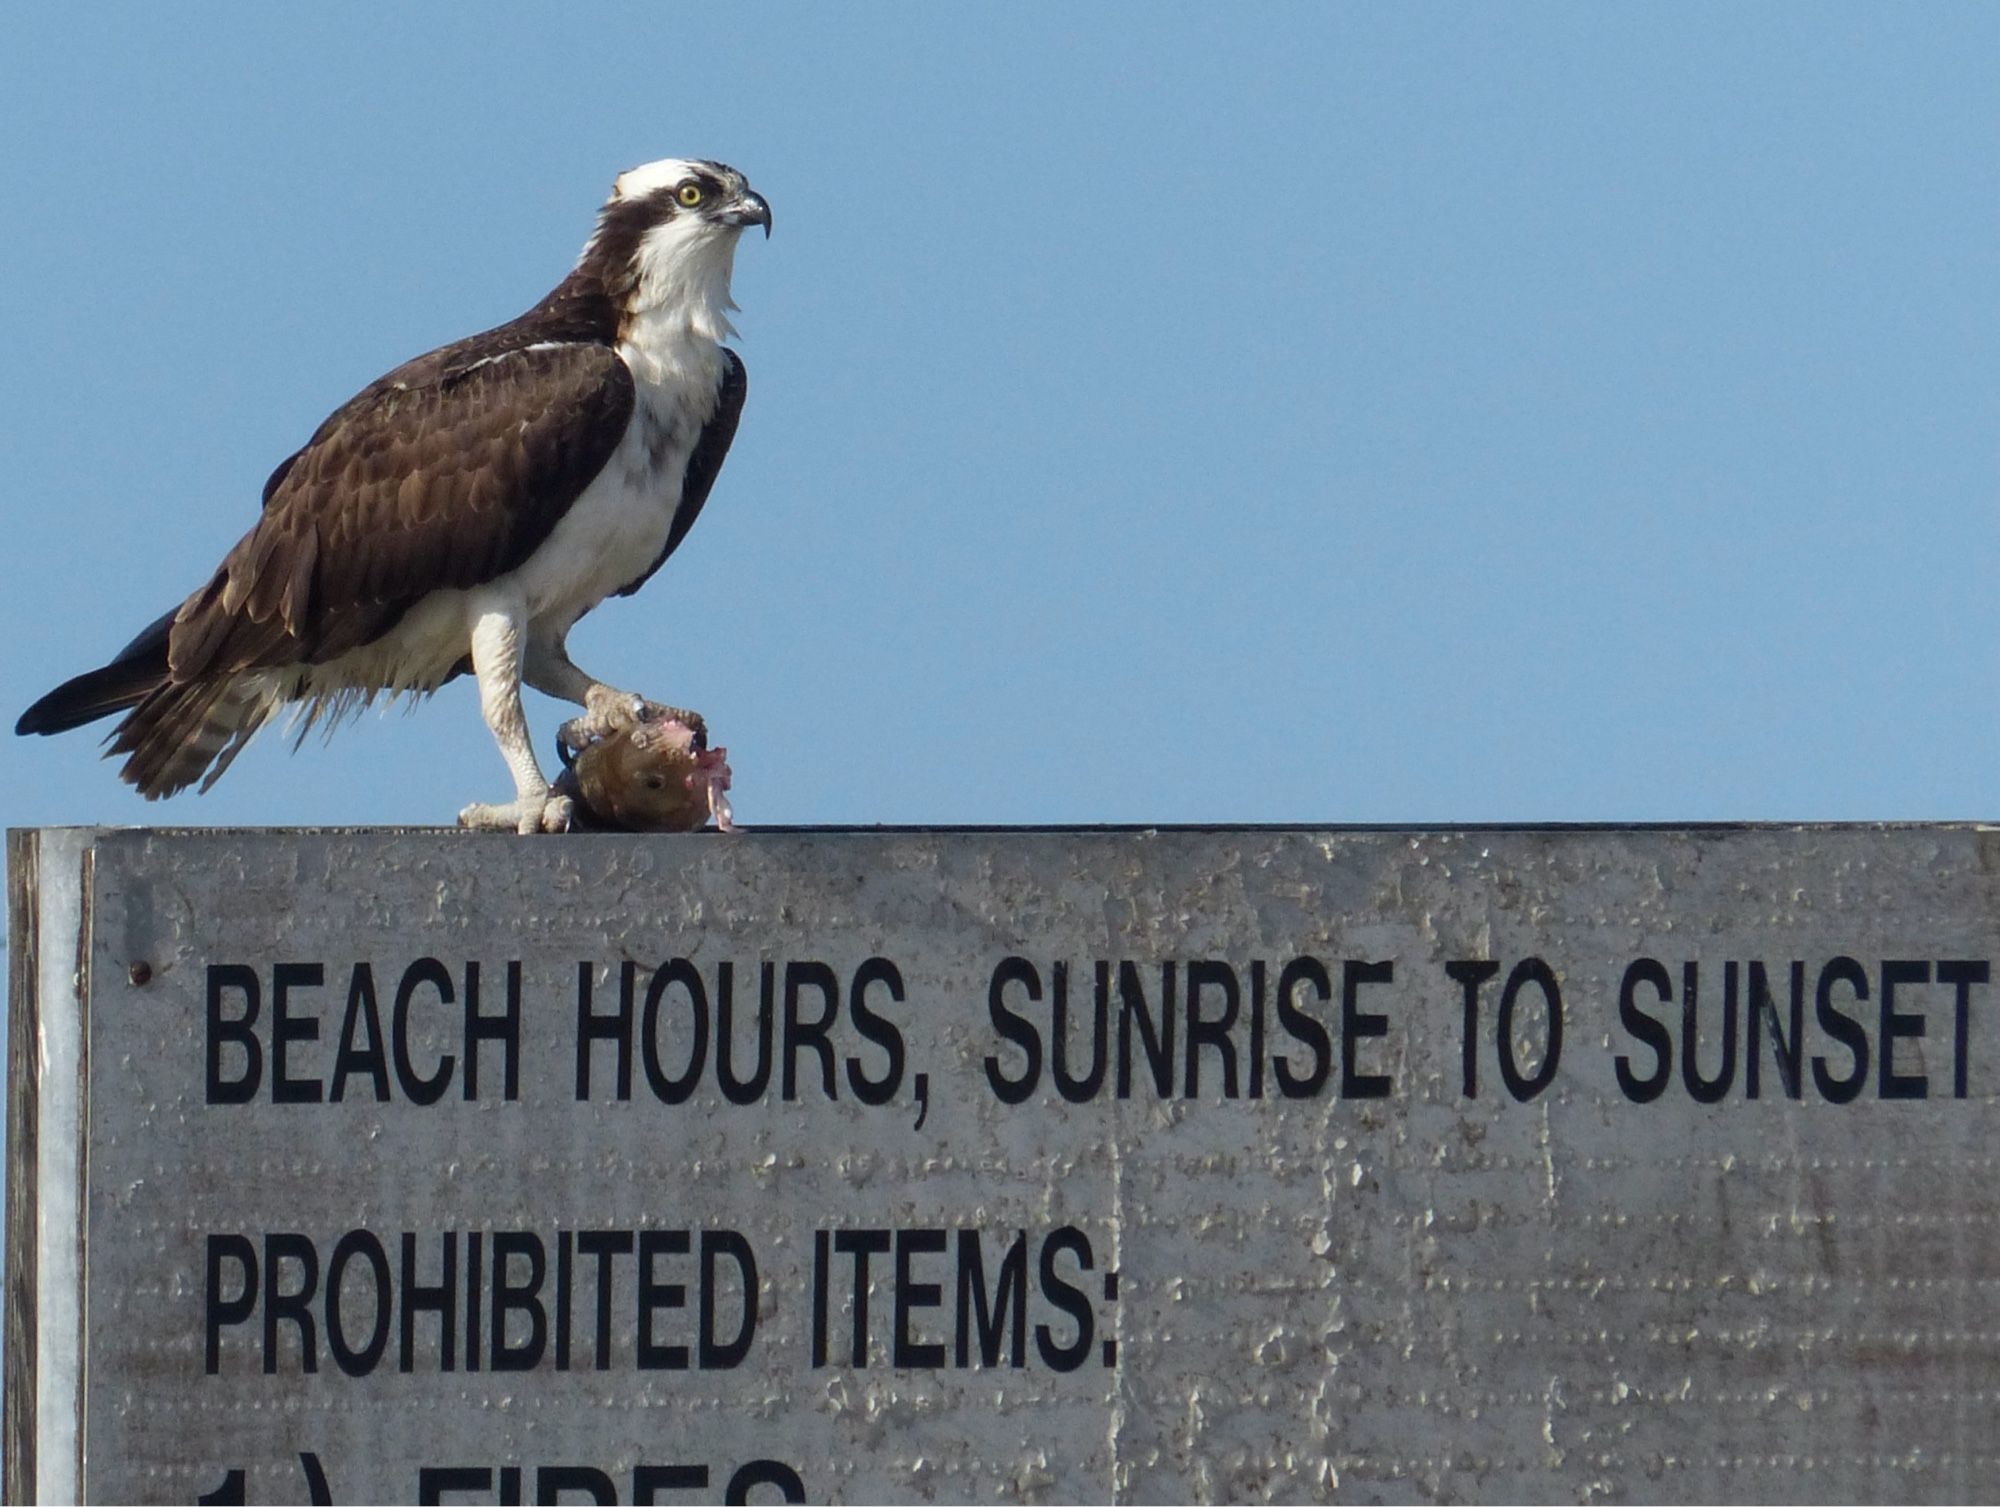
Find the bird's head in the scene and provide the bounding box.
[582,158,770,344]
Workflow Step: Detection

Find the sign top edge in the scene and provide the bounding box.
[9,820,2000,840]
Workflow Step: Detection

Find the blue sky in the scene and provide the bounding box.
[2,3,1995,832]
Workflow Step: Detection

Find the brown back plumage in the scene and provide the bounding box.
[170,338,635,680]
[19,322,639,797]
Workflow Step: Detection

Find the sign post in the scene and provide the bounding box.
[8,824,2000,1501]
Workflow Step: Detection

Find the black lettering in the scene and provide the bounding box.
[638,1230,691,1370]
[782,961,839,1101]
[555,1230,573,1371]
[1811,956,1870,1103]
[955,1230,1028,1367]
[835,1229,890,1366]
[263,1232,319,1374]
[700,1230,758,1368]
[984,957,1041,1104]
[535,1467,614,1505]
[577,1230,634,1371]
[1249,960,1268,1099]
[198,1469,246,1505]
[393,958,456,1105]
[1185,961,1240,1098]
[491,1232,547,1371]
[1116,962,1176,1098]
[1880,959,1930,1100]
[419,1468,491,1504]
[465,1232,483,1372]
[1034,1226,1094,1372]
[400,1232,458,1372]
[206,964,263,1105]
[1273,958,1331,1097]
[1447,959,1500,1099]
[811,1229,829,1367]
[634,1466,708,1502]
[325,1230,391,1377]
[847,957,906,1105]
[643,960,708,1104]
[1745,961,1805,1100]
[725,1461,807,1506]
[894,1228,947,1368]
[330,964,390,1103]
[717,963,775,1103]
[205,1233,257,1373]
[575,962,634,1102]
[1495,959,1559,1102]
[1681,962,1735,1104]
[1615,959,1673,1102]
[1052,962,1108,1103]
[464,960,522,1101]
[1939,961,1989,1099]
[271,963,324,1104]
[1342,959,1394,1098]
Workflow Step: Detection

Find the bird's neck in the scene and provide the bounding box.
[622,228,741,350]
[614,232,736,387]
[528,224,741,360]
[618,304,727,391]
[519,275,619,344]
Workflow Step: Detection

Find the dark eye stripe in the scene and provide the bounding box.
[674,174,721,208]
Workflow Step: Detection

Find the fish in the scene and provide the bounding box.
[552,701,733,833]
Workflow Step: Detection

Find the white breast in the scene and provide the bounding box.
[511,334,724,629]
[287,332,725,715]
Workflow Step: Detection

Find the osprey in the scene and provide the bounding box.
[16,158,770,833]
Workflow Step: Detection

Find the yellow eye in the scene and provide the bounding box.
[677,183,704,207]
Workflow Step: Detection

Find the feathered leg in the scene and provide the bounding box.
[458,604,574,834]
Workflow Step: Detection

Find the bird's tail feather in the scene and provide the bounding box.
[20,608,276,797]
[20,605,284,797]
[108,679,272,799]
[15,608,176,737]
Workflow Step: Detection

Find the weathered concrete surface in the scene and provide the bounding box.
[9,825,2000,1502]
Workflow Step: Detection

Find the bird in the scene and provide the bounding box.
[15,157,770,833]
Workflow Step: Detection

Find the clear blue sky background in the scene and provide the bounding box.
[2,3,1995,836]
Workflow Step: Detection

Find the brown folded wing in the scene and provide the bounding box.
[168,340,636,679]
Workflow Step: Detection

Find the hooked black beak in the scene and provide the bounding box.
[721,189,772,238]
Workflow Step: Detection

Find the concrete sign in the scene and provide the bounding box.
[8,824,2000,1502]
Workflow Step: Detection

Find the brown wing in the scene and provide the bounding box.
[614,348,745,597]
[167,341,634,678]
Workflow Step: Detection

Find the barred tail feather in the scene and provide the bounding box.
[107,678,274,799]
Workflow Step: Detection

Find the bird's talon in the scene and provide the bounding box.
[458,793,572,835]
[555,716,593,764]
